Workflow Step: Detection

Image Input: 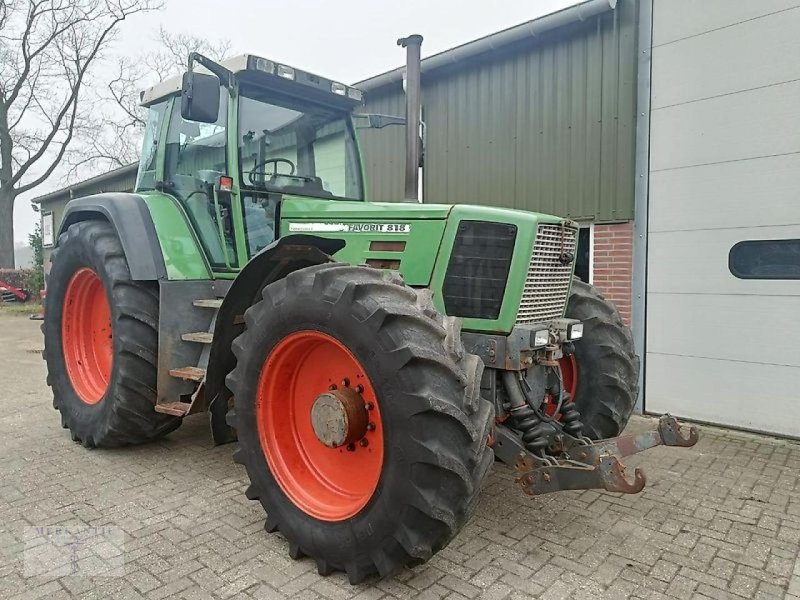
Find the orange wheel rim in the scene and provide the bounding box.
[559,354,578,401]
[256,331,384,521]
[61,268,113,404]
[543,355,579,417]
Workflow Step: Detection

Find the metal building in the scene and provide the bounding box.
[357,0,638,223]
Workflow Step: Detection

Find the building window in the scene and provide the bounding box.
[41,212,55,247]
[729,239,800,280]
[574,226,592,283]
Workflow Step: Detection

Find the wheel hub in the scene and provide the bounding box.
[310,387,368,448]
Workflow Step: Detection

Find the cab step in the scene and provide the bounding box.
[169,366,206,382]
[181,331,213,344]
[193,298,223,309]
[154,402,192,417]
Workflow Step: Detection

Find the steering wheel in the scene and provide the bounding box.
[248,158,296,185]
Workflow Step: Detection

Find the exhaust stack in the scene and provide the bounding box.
[398,34,423,203]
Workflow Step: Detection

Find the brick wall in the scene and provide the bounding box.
[592,222,633,325]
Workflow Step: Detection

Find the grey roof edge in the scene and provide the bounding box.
[355,0,617,93]
[32,163,138,204]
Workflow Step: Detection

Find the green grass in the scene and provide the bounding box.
[0,302,43,316]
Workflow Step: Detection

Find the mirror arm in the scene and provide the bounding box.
[353,114,407,129]
[188,52,234,88]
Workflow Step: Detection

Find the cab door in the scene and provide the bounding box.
[162,89,244,273]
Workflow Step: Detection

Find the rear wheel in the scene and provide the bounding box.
[43,220,181,447]
[562,278,639,439]
[226,264,494,583]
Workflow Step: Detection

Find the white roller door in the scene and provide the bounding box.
[646,0,800,436]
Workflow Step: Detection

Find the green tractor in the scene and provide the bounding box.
[43,37,697,583]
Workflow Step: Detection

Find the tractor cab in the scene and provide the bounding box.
[137,54,367,271]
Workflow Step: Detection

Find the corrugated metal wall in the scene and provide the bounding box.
[39,166,138,211]
[358,0,639,222]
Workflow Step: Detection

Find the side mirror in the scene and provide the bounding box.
[181,72,220,123]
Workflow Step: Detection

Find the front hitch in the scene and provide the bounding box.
[496,415,698,497]
[516,453,647,495]
[555,414,699,467]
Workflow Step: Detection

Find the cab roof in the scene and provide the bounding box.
[140,54,364,108]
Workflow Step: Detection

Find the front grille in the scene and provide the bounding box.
[516,224,577,324]
[442,221,517,320]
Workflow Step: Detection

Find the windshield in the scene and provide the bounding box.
[238,88,363,200]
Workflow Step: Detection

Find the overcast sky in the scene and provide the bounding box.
[14,0,579,245]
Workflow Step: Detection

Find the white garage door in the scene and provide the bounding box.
[646,0,800,436]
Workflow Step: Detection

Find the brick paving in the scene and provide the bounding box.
[1,314,799,599]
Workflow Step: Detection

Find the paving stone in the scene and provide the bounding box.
[1,315,799,600]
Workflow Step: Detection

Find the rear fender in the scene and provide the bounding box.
[58,194,167,281]
[206,235,344,443]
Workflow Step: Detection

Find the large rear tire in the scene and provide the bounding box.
[43,221,181,447]
[226,264,494,583]
[563,278,639,439]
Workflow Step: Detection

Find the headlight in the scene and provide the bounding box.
[253,57,274,74]
[567,323,584,341]
[277,64,295,80]
[532,329,550,348]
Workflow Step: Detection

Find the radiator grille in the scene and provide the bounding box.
[516,224,577,324]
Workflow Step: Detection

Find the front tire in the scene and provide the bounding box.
[563,278,640,439]
[226,264,494,583]
[43,220,181,447]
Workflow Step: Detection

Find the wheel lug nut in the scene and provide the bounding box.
[355,384,364,394]
[359,438,369,448]
[329,384,337,391]
[342,377,350,387]
[366,422,376,431]
[346,443,356,452]
[365,402,374,411]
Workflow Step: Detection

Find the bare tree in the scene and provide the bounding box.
[0,0,159,268]
[66,27,231,177]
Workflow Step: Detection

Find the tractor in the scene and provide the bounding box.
[42,36,697,583]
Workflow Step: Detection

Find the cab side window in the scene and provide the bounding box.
[135,101,167,191]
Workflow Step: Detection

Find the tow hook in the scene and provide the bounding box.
[512,415,698,496]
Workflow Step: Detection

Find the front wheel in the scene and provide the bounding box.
[562,278,640,439]
[226,264,494,583]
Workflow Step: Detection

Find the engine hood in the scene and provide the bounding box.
[280,197,454,220]
[280,197,567,225]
